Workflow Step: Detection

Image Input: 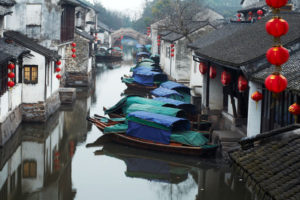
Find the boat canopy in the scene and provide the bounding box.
[139,58,154,63]
[154,97,196,114]
[125,103,185,118]
[104,96,166,115]
[133,68,167,86]
[137,52,150,56]
[127,111,190,144]
[136,44,144,48]
[160,81,190,95]
[151,87,184,101]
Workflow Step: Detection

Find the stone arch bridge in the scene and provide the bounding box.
[111,28,151,46]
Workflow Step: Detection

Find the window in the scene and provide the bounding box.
[24,65,38,84]
[23,160,37,178]
[26,4,42,26]
[0,62,8,96]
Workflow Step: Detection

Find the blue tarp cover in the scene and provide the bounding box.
[133,69,167,86]
[127,121,171,144]
[127,111,190,131]
[154,97,196,114]
[151,87,184,99]
[160,81,190,94]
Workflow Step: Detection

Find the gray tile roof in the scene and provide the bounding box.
[75,28,94,41]
[0,5,11,16]
[0,38,30,59]
[161,21,209,42]
[238,1,267,12]
[0,50,13,64]
[0,0,15,6]
[193,12,300,67]
[4,31,60,61]
[98,21,111,32]
[251,50,300,93]
[230,125,300,200]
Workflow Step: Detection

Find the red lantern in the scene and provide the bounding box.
[7,81,14,87]
[251,91,263,102]
[199,62,207,74]
[171,49,175,52]
[8,63,15,70]
[257,9,263,16]
[266,18,289,38]
[147,27,150,29]
[71,42,76,47]
[171,53,174,57]
[266,0,288,8]
[248,11,253,16]
[157,39,161,43]
[257,16,262,20]
[56,60,61,65]
[221,71,231,86]
[248,16,252,21]
[71,48,76,53]
[209,66,216,79]
[237,13,241,18]
[238,75,248,92]
[170,44,174,48]
[55,67,61,72]
[157,35,161,39]
[237,18,241,22]
[72,54,76,58]
[265,73,287,93]
[289,103,300,115]
[8,72,15,79]
[157,43,160,46]
[56,74,62,79]
[266,46,289,66]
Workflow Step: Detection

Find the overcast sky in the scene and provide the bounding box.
[93,0,146,18]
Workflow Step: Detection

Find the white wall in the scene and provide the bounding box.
[189,51,203,96]
[247,81,262,137]
[151,25,158,55]
[22,51,45,103]
[88,57,92,73]
[209,67,223,110]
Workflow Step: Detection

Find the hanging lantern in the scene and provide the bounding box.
[251,91,263,102]
[8,72,15,79]
[8,63,15,70]
[266,0,288,8]
[55,67,61,72]
[72,54,76,58]
[56,60,61,66]
[257,16,262,20]
[237,13,241,18]
[289,103,300,115]
[170,44,174,48]
[237,18,241,22]
[266,18,289,38]
[7,81,15,87]
[257,9,263,16]
[248,16,252,21]
[157,35,161,39]
[266,46,289,66]
[56,74,62,79]
[71,48,76,53]
[209,66,216,79]
[157,42,160,46]
[238,75,248,92]
[221,71,231,86]
[171,48,175,52]
[265,73,287,93]
[199,62,207,74]
[157,39,161,43]
[71,42,76,47]
[248,11,253,16]
[171,53,174,57]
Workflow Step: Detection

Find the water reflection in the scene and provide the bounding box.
[0,43,254,200]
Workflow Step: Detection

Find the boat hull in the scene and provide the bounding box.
[96,55,123,62]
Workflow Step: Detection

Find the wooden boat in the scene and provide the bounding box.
[121,76,159,91]
[96,54,123,62]
[90,131,217,156]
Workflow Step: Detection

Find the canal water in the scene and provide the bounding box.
[0,45,254,200]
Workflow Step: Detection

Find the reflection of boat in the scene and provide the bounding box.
[94,142,189,183]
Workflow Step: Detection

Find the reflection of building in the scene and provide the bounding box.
[0,111,76,200]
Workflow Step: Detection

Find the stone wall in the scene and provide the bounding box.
[0,106,22,146]
[22,92,60,122]
[65,70,92,87]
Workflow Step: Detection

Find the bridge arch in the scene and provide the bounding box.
[111,28,151,46]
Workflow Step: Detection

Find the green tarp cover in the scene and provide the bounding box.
[170,131,209,146]
[99,117,126,123]
[125,103,183,117]
[180,92,191,103]
[104,96,127,114]
[122,77,134,84]
[103,124,128,133]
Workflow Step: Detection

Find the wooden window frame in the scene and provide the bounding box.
[24,65,38,84]
[23,160,37,178]
[61,6,75,42]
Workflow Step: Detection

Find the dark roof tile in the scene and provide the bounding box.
[4,31,60,61]
[0,5,11,16]
[193,12,300,67]
[75,28,94,41]
[0,50,13,64]
[0,0,15,6]
[0,38,30,58]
